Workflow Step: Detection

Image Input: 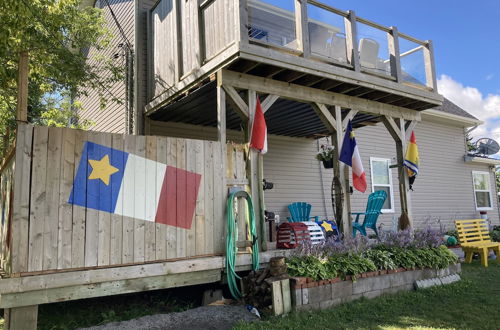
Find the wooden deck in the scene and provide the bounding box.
[146,0,442,116]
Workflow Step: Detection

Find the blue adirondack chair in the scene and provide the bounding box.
[352,190,387,237]
[287,202,319,223]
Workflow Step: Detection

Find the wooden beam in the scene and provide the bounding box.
[311,103,337,131]
[388,26,402,82]
[261,94,279,113]
[342,109,359,127]
[4,305,38,330]
[344,11,360,72]
[219,70,422,121]
[382,115,402,142]
[294,0,310,58]
[221,84,249,119]
[16,51,28,123]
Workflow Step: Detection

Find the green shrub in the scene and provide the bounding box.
[329,254,376,281]
[490,226,500,242]
[286,256,332,281]
[362,249,397,270]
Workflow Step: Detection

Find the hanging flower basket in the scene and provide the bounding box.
[322,159,334,169]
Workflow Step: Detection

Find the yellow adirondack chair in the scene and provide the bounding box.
[455,219,500,267]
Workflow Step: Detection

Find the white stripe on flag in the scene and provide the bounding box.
[351,145,364,176]
[115,154,166,221]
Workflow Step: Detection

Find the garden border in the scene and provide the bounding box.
[291,263,461,310]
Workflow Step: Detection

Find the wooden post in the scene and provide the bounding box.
[216,83,228,249]
[294,0,310,57]
[388,26,402,82]
[423,40,437,91]
[333,105,350,235]
[16,51,28,123]
[382,116,414,228]
[247,91,266,250]
[4,305,38,330]
[237,0,249,44]
[344,11,360,72]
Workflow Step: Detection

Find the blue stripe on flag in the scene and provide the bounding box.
[403,159,419,175]
[68,142,128,213]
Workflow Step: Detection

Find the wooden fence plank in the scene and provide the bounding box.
[213,141,224,255]
[186,139,196,257]
[155,136,168,260]
[166,137,177,259]
[110,133,124,265]
[14,124,34,274]
[121,135,135,263]
[58,127,75,269]
[195,140,205,256]
[84,132,99,267]
[145,136,157,261]
[44,127,62,271]
[97,133,112,266]
[71,129,87,268]
[28,125,48,272]
[176,138,186,258]
[204,141,214,254]
[133,135,146,263]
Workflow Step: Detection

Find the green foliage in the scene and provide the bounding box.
[362,248,397,270]
[490,225,500,242]
[235,263,500,330]
[286,256,333,281]
[331,254,377,280]
[0,0,124,153]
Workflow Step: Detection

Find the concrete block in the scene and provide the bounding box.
[296,302,320,311]
[331,280,353,299]
[363,290,383,300]
[292,288,302,306]
[307,285,322,304]
[302,287,309,305]
[344,293,363,302]
[319,299,336,310]
[436,267,450,278]
[448,263,461,275]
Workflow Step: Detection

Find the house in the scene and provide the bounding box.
[2,0,499,328]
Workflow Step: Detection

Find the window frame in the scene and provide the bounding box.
[472,170,493,211]
[369,157,395,213]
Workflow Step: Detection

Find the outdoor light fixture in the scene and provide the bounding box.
[262,179,274,191]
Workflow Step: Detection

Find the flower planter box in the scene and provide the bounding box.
[291,263,461,311]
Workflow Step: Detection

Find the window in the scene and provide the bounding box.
[370,158,394,213]
[472,171,493,210]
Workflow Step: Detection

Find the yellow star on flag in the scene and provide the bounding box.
[321,221,333,232]
[88,154,119,185]
[350,131,356,139]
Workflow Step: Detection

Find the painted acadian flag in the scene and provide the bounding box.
[68,141,201,229]
[403,131,419,178]
[339,120,367,193]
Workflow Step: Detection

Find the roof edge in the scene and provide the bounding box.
[421,109,483,127]
[464,155,500,166]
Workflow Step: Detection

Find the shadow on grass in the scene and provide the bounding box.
[234,262,500,330]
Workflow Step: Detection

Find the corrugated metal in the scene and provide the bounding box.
[263,119,500,231]
[78,0,135,133]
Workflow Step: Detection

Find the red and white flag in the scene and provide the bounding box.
[249,97,268,154]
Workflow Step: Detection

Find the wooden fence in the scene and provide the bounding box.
[7,124,247,275]
[0,149,14,274]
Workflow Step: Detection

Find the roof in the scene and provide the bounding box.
[434,98,478,120]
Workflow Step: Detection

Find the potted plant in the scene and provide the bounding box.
[316,145,334,168]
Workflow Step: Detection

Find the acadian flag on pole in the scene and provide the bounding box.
[403,131,419,189]
[339,120,367,193]
[249,97,268,154]
[68,141,201,229]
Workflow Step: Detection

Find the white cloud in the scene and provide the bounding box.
[437,74,500,155]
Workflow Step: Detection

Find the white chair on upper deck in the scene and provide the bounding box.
[359,38,379,69]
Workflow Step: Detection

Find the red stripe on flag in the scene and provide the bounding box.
[353,172,367,193]
[156,166,201,229]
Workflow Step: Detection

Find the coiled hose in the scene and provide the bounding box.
[226,190,260,299]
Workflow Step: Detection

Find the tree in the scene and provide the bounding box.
[0,0,123,154]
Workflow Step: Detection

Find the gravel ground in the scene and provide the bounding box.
[78,305,259,330]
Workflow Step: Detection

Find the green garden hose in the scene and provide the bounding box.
[226,190,260,299]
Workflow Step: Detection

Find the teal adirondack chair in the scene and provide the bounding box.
[287,202,319,223]
[352,190,387,237]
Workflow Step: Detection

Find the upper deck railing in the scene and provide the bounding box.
[150,0,438,106]
[240,0,436,90]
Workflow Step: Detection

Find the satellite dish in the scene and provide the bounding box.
[474,138,500,156]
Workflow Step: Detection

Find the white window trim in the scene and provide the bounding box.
[472,171,493,211]
[370,157,395,213]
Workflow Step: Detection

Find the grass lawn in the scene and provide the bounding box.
[234,261,500,330]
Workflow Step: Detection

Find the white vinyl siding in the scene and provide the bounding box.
[472,171,493,210]
[370,157,394,213]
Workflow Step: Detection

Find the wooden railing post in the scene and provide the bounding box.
[16,51,28,123]
[344,10,360,72]
[424,40,437,91]
[295,0,310,57]
[237,0,249,44]
[388,26,402,82]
